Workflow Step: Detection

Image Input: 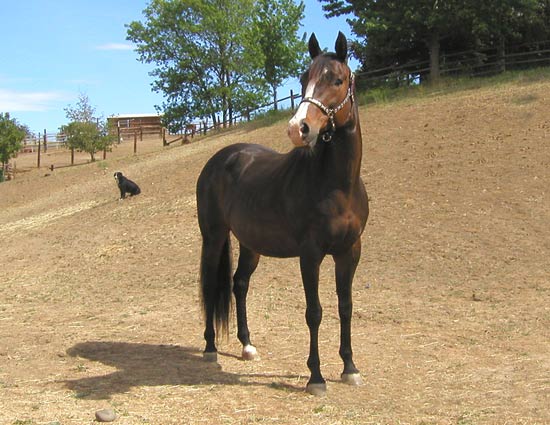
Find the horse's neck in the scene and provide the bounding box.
[320,109,362,193]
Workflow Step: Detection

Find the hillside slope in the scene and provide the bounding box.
[1,78,549,424]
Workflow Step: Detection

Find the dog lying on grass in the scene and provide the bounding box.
[114,172,141,200]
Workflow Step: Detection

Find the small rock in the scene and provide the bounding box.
[95,408,116,422]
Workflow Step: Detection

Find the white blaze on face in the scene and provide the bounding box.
[287,79,318,146]
[291,80,315,127]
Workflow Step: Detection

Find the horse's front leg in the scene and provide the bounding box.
[300,250,325,395]
[333,239,363,386]
[233,244,260,360]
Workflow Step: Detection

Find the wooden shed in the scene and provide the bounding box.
[108,114,163,141]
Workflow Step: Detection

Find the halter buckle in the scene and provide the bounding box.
[322,132,333,142]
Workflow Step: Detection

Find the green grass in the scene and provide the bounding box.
[356,66,550,106]
[242,108,293,130]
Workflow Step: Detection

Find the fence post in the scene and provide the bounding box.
[43,129,47,153]
[37,133,41,168]
[71,147,74,165]
[498,38,506,73]
[290,90,295,110]
[134,130,137,155]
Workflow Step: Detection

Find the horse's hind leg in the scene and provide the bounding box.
[233,243,260,360]
[334,240,363,386]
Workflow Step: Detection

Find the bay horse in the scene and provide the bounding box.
[196,32,369,396]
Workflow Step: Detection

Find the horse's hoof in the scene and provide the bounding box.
[306,383,327,396]
[341,373,363,386]
[242,345,259,361]
[203,351,218,362]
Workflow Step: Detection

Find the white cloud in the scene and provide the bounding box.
[0,88,68,112]
[95,43,134,51]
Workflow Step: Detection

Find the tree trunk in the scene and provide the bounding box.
[222,106,227,128]
[272,85,278,111]
[226,71,233,125]
[428,31,440,83]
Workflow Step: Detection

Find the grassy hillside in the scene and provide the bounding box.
[1,73,549,424]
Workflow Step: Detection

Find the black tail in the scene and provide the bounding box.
[200,237,233,339]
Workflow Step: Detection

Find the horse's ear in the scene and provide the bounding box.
[335,31,348,62]
[308,33,322,59]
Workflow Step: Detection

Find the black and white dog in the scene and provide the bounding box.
[114,172,141,200]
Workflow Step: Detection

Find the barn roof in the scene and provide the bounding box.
[108,113,163,119]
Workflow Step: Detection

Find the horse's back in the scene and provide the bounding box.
[196,143,280,234]
[198,143,276,196]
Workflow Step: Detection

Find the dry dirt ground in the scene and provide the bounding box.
[0,77,549,425]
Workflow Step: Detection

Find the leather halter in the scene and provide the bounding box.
[300,72,355,142]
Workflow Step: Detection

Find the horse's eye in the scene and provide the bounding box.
[335,78,343,86]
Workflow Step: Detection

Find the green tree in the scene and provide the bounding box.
[467,0,550,66]
[0,113,26,168]
[127,0,268,130]
[321,0,473,82]
[61,121,113,163]
[253,0,307,109]
[61,93,113,162]
[320,0,548,82]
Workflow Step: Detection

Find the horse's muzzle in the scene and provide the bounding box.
[287,120,303,146]
[288,116,319,147]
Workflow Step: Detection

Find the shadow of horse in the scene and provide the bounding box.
[63,341,301,399]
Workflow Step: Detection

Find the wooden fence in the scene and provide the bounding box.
[355,39,550,88]
[185,89,303,137]
[19,129,113,171]
[21,131,66,153]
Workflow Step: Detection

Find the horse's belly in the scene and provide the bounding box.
[229,214,300,258]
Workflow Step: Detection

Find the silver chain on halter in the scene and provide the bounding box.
[300,72,355,142]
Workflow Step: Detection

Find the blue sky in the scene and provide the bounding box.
[1,0,356,134]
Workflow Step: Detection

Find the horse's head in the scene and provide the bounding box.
[288,32,354,148]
